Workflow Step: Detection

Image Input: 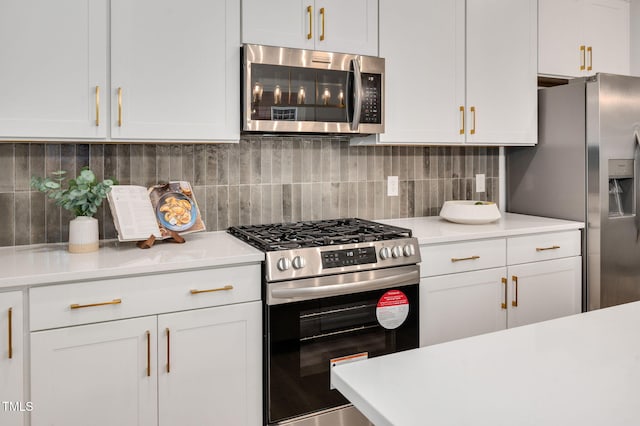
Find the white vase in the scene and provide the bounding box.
[68,216,99,253]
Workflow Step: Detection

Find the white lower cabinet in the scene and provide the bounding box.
[158,302,261,426]
[0,291,25,426]
[420,231,582,346]
[29,265,262,426]
[31,316,159,426]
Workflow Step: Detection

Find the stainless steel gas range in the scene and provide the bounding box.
[228,218,421,426]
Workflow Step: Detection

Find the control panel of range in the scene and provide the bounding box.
[322,247,377,269]
[265,238,421,282]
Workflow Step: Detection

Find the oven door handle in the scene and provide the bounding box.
[270,269,419,303]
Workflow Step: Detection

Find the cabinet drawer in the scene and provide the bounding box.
[507,231,581,265]
[30,264,261,331]
[420,239,506,277]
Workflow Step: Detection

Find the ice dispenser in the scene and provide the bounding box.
[608,159,634,217]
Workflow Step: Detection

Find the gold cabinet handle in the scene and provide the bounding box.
[117,87,123,127]
[70,298,122,310]
[459,106,465,135]
[7,307,12,359]
[320,7,325,41]
[470,106,476,135]
[166,328,171,373]
[146,330,151,377]
[580,45,586,71]
[95,86,100,126]
[512,275,518,307]
[501,278,507,310]
[307,5,313,39]
[587,46,593,71]
[451,255,480,263]
[536,245,560,252]
[190,285,234,295]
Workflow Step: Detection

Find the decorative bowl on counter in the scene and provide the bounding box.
[439,200,502,225]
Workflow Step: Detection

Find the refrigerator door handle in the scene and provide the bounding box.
[634,131,640,241]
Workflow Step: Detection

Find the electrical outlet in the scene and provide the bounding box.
[475,174,486,193]
[387,176,399,196]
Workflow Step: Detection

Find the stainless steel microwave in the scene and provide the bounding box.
[242,44,385,135]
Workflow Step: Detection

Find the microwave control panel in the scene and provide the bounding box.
[361,73,381,124]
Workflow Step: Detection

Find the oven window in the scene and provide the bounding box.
[267,285,418,423]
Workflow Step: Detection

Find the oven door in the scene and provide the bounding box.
[266,282,418,424]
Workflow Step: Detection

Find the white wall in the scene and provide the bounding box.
[631,0,640,75]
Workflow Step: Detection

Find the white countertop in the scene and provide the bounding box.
[0,231,264,289]
[381,213,584,244]
[332,301,640,426]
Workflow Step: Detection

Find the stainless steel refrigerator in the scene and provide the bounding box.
[507,73,640,311]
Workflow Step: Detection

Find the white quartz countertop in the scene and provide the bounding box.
[332,301,640,426]
[381,213,584,244]
[0,231,264,289]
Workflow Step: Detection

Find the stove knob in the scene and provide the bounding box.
[391,246,402,258]
[403,244,416,257]
[379,247,391,260]
[277,257,291,271]
[292,256,306,269]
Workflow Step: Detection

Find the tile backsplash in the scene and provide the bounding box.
[0,136,499,247]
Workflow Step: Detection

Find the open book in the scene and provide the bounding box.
[107,181,205,242]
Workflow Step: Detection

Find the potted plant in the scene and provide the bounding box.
[31,168,116,253]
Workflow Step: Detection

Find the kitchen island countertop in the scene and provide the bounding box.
[381,213,584,244]
[0,231,264,289]
[331,300,640,426]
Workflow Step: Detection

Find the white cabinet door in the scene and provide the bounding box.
[466,0,537,145]
[158,301,262,426]
[507,257,582,329]
[242,0,377,55]
[0,292,24,426]
[242,0,315,50]
[31,317,158,426]
[584,0,630,75]
[0,0,108,140]
[316,0,378,55]
[420,268,507,346]
[538,0,584,77]
[378,0,465,144]
[111,0,240,141]
[539,0,630,77]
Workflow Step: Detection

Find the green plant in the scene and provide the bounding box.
[31,168,116,217]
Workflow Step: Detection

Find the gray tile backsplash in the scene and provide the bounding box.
[0,136,499,247]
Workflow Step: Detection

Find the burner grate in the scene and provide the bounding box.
[228,218,412,251]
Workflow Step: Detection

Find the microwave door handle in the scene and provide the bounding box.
[634,131,640,241]
[350,58,363,131]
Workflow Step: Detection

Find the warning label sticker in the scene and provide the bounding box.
[376,289,409,330]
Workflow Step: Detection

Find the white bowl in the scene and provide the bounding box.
[439,200,502,225]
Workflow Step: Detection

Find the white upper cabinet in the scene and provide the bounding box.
[378,0,465,144]
[368,0,537,146]
[242,0,378,56]
[111,0,240,142]
[539,0,630,77]
[0,0,239,142]
[0,0,108,140]
[465,0,538,145]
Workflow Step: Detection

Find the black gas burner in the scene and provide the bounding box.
[228,218,412,252]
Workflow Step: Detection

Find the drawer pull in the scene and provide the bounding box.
[501,278,507,310]
[146,330,151,377]
[7,307,12,359]
[190,285,234,295]
[117,87,123,127]
[95,86,100,126]
[536,245,560,252]
[512,275,519,307]
[451,255,480,263]
[70,299,122,310]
